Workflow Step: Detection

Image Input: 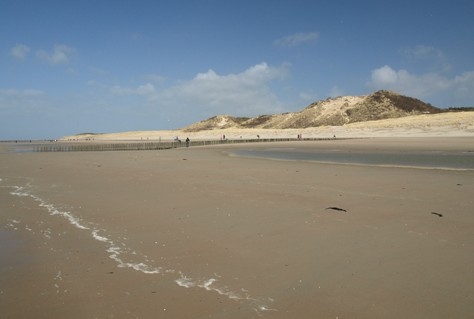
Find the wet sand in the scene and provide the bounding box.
[1,137,474,318]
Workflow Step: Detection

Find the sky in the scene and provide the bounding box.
[1,0,473,140]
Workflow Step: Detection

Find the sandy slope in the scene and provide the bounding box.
[62,111,474,141]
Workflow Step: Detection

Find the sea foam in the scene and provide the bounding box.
[175,272,275,312]
[9,184,162,274]
[6,181,276,313]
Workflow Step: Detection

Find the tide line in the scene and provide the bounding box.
[7,182,276,313]
[9,184,163,275]
[175,272,276,313]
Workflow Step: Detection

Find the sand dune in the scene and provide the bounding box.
[63,111,474,141]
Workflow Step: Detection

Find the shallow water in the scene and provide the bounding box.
[232,149,474,170]
[0,230,26,269]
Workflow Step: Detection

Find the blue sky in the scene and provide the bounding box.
[1,0,473,139]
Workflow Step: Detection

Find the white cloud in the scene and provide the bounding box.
[370,65,399,85]
[368,65,451,97]
[10,44,30,60]
[274,32,319,47]
[367,65,474,105]
[110,62,289,117]
[160,62,288,115]
[37,45,75,65]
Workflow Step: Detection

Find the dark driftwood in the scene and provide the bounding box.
[326,207,347,212]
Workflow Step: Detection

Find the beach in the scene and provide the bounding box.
[61,111,474,141]
[1,136,474,318]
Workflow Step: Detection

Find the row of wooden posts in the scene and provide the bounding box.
[33,138,335,152]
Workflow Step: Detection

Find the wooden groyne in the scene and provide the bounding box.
[33,138,336,152]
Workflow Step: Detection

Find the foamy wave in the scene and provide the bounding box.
[7,182,276,313]
[11,186,89,230]
[119,261,162,274]
[175,272,276,313]
[91,229,110,242]
[176,274,242,300]
[92,230,164,274]
[6,219,20,230]
[9,184,163,275]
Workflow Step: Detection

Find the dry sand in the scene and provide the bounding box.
[62,111,474,141]
[1,136,474,318]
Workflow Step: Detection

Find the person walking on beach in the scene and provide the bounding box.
[185,137,190,147]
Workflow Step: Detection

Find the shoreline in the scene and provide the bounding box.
[1,136,474,318]
[5,135,474,155]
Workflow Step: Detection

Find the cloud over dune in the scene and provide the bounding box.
[368,65,474,104]
[111,62,289,117]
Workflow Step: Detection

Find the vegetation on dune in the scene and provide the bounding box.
[182,90,463,132]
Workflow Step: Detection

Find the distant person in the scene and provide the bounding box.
[185,137,190,147]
